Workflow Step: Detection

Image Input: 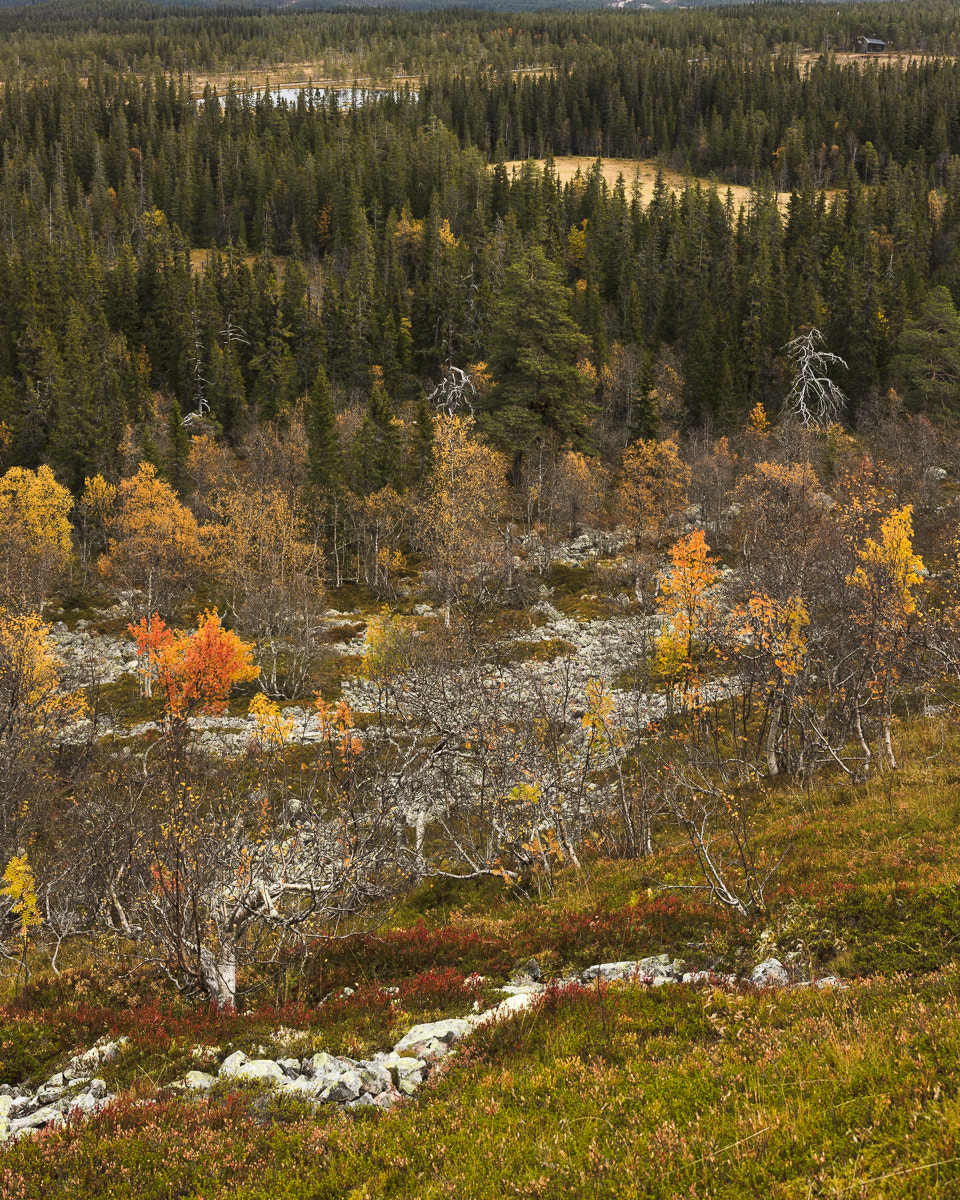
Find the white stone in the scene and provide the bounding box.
[751,958,789,988]
[226,1059,287,1084]
[474,992,537,1027]
[182,1071,216,1091]
[393,1018,473,1057]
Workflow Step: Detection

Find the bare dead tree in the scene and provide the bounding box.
[428,366,477,417]
[784,328,848,428]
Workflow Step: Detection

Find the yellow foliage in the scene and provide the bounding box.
[576,357,599,387]
[0,853,41,939]
[654,530,720,697]
[99,463,206,613]
[848,504,924,621]
[79,474,117,522]
[211,484,319,598]
[0,610,87,731]
[0,465,73,610]
[614,439,690,547]
[730,592,809,681]
[419,414,509,616]
[565,220,588,272]
[468,363,494,398]
[394,207,424,258]
[249,693,294,748]
[748,403,770,435]
[362,608,417,683]
[550,451,608,533]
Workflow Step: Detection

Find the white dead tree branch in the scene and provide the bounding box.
[428,366,477,417]
[784,328,848,428]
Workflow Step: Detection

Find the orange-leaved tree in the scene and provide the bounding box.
[129,610,259,719]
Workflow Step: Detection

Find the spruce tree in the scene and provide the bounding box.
[408,390,436,491]
[484,245,595,472]
[350,369,403,496]
[629,350,660,443]
[305,363,343,498]
[166,397,191,496]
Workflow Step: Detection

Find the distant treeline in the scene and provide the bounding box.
[1,1,960,484]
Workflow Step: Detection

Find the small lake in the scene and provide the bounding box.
[229,85,418,107]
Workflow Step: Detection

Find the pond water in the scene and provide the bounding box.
[235,85,417,107]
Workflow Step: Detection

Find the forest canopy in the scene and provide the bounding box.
[0,0,958,482]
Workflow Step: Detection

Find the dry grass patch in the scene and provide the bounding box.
[501,156,809,214]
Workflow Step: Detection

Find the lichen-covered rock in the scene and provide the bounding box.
[9,1102,65,1135]
[226,1059,287,1084]
[303,1051,343,1078]
[218,1050,250,1078]
[375,1052,425,1096]
[393,1018,473,1058]
[751,958,789,988]
[322,1069,362,1104]
[277,1076,326,1101]
[582,960,639,982]
[181,1071,216,1091]
[357,1063,392,1096]
[583,955,681,984]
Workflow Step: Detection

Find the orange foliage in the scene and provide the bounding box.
[655,529,721,706]
[130,611,259,718]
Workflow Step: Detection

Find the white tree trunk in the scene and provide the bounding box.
[200,942,237,1009]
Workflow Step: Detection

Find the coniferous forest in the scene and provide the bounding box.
[7,2,960,1195]
[3,0,960,483]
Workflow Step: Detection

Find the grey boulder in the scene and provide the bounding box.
[751,958,789,988]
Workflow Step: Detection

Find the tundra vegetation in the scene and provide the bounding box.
[3,0,960,1193]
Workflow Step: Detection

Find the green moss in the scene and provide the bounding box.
[326,581,381,613]
[544,563,596,595]
[814,884,960,976]
[493,638,577,665]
